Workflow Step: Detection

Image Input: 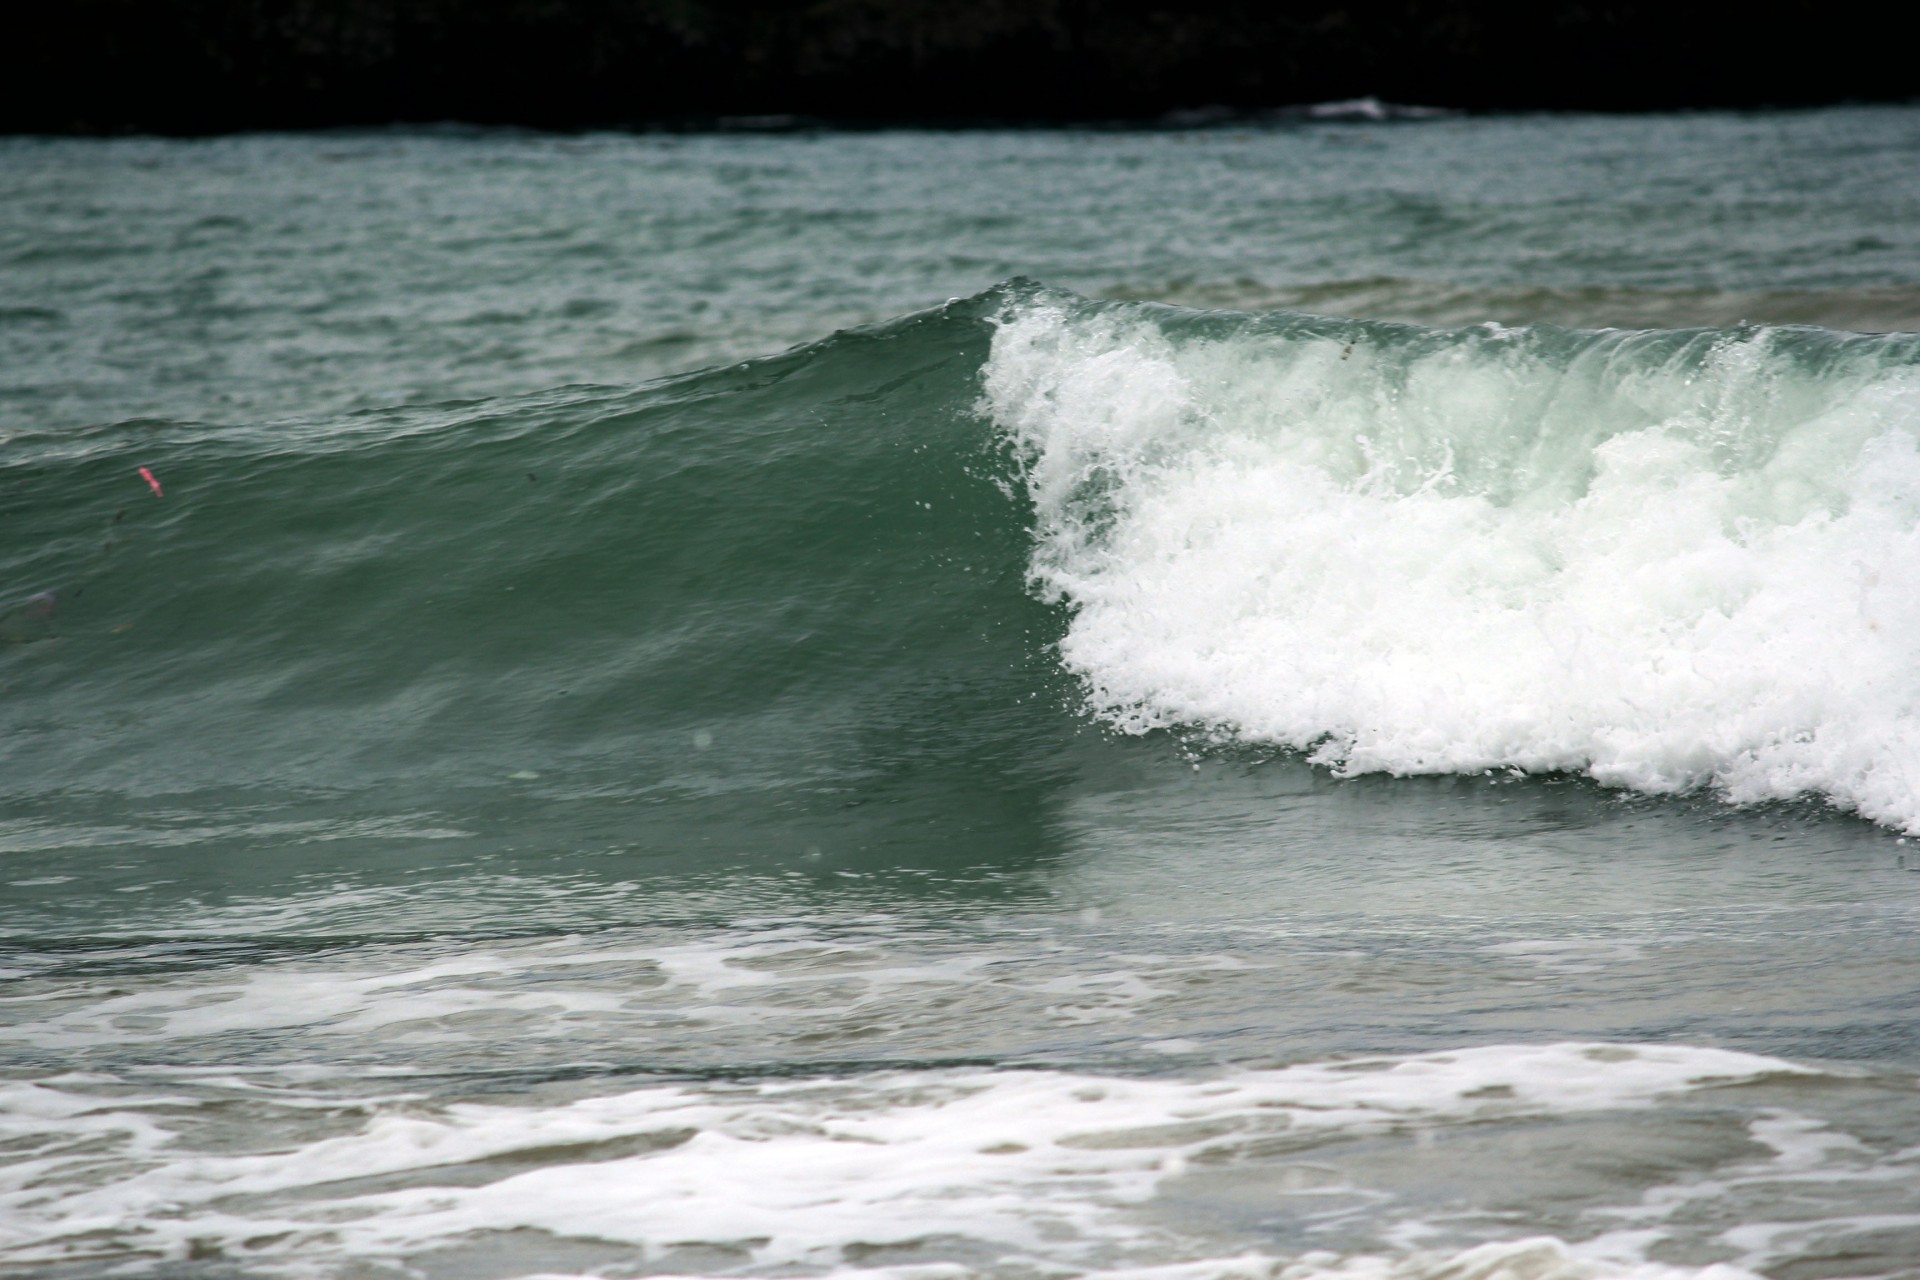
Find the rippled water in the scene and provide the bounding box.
[9,108,1920,433]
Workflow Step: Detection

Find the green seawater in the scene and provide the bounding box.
[3,109,1920,1280]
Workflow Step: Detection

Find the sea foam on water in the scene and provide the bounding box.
[0,1043,1804,1275]
[984,297,1920,831]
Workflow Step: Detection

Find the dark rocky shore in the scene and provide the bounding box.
[7,0,1916,134]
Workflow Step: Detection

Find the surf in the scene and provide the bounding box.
[983,284,1920,831]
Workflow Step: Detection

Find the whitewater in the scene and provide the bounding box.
[986,296,1920,830]
[5,108,1920,1280]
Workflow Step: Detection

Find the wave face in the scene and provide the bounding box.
[0,297,1082,895]
[984,286,1920,830]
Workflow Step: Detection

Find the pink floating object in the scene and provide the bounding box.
[138,466,163,497]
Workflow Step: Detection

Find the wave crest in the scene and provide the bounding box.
[985,291,1920,830]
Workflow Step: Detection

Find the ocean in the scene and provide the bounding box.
[3,105,1920,1280]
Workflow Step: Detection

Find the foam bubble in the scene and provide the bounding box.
[985,299,1920,830]
[539,1238,1766,1280]
[0,1043,1808,1276]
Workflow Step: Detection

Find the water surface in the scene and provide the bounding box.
[4,108,1920,1280]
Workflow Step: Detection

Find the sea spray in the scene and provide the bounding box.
[984,289,1920,830]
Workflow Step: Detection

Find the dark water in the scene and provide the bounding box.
[4,110,1920,1280]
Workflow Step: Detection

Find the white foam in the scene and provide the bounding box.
[985,301,1920,830]
[1586,1101,1920,1276]
[5,927,1229,1052]
[538,1238,1764,1280]
[0,1043,1806,1275]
